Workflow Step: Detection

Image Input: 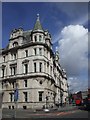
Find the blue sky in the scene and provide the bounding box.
[2,2,88,49]
[2,2,89,92]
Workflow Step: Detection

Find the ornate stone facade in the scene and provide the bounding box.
[0,14,68,109]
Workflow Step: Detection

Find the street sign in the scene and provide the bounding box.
[14,88,19,101]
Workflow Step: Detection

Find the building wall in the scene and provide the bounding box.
[0,22,68,109]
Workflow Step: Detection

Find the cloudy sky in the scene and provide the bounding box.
[1,2,89,93]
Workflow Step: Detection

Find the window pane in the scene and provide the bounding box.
[24,80,27,87]
[39,35,42,41]
[39,92,43,101]
[39,62,42,72]
[25,50,28,57]
[34,63,36,72]
[25,64,28,74]
[34,48,37,55]
[34,36,37,42]
[39,48,42,55]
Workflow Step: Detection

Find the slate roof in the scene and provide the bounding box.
[33,14,43,31]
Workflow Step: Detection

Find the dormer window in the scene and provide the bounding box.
[39,35,42,41]
[13,42,18,47]
[34,35,37,42]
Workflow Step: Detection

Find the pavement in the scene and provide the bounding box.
[2,107,88,119]
[2,104,79,118]
[36,104,78,112]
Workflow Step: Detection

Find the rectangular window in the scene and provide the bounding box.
[8,106,11,109]
[10,66,17,75]
[10,93,13,102]
[39,35,42,41]
[39,91,43,101]
[12,106,14,109]
[3,56,5,62]
[13,67,16,75]
[25,50,28,57]
[2,82,4,89]
[10,68,12,75]
[12,82,14,88]
[39,48,42,55]
[24,80,27,87]
[34,36,37,42]
[23,92,28,102]
[34,48,37,55]
[2,68,4,78]
[25,64,28,74]
[34,62,36,72]
[50,66,52,75]
[39,62,42,72]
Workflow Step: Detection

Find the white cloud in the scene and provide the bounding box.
[58,25,88,92]
[59,25,88,76]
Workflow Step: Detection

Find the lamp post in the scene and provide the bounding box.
[14,82,19,118]
[46,96,48,109]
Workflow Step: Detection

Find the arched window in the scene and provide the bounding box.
[39,35,42,41]
[34,35,37,42]
[13,42,18,47]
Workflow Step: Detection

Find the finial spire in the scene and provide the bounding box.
[37,14,39,21]
[33,14,43,31]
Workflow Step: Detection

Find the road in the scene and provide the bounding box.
[2,107,89,119]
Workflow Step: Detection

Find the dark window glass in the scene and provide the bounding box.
[12,106,14,109]
[39,62,42,72]
[10,93,13,102]
[12,82,14,88]
[39,48,42,55]
[34,36,37,42]
[25,50,28,57]
[24,80,27,87]
[13,67,16,75]
[23,106,27,109]
[23,92,28,102]
[34,63,36,72]
[9,106,11,109]
[39,92,43,101]
[34,48,37,55]
[39,35,42,41]
[2,69,4,78]
[3,56,5,62]
[25,64,28,74]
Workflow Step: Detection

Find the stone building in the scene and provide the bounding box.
[0,14,68,109]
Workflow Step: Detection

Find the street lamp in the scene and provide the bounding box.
[14,82,19,118]
[46,96,48,109]
[43,95,50,112]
